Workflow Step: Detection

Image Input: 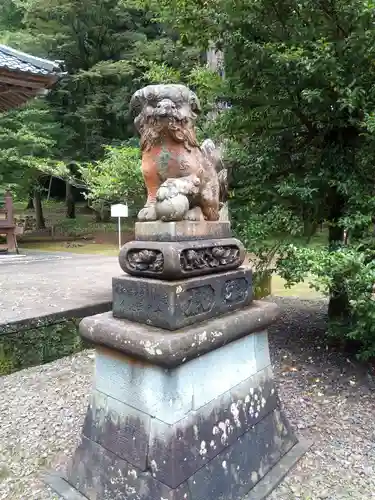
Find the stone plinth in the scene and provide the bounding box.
[45,302,310,499]
[79,301,278,367]
[112,268,252,330]
[119,237,245,280]
[135,220,232,241]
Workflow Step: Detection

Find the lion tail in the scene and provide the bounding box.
[201,139,228,204]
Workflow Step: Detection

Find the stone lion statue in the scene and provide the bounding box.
[130,84,228,222]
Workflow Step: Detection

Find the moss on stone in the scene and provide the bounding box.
[0,319,90,375]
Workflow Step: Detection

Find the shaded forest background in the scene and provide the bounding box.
[3,0,375,359]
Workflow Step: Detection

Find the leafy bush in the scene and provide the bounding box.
[278,243,375,360]
[80,145,144,210]
[156,0,375,349]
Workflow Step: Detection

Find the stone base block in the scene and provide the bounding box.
[79,300,280,368]
[45,320,310,499]
[92,334,272,425]
[112,268,252,330]
[78,363,278,487]
[46,436,310,500]
[118,237,245,280]
[135,220,232,241]
[47,408,304,500]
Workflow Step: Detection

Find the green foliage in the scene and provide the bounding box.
[0,99,67,195]
[0,0,68,195]
[144,61,182,84]
[278,242,375,359]
[228,135,305,274]
[155,0,375,355]
[0,319,87,375]
[80,145,144,208]
[232,203,301,269]
[0,0,211,205]
[0,0,38,48]
[156,0,375,229]
[19,0,154,159]
[19,0,208,162]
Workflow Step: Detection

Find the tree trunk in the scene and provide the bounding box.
[47,176,53,201]
[92,201,111,222]
[303,219,318,239]
[65,181,76,219]
[100,205,111,222]
[26,193,34,210]
[33,190,45,229]
[327,188,350,321]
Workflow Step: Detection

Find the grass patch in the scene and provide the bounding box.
[263,228,328,250]
[51,216,133,237]
[20,241,119,256]
[14,200,135,237]
[271,274,323,299]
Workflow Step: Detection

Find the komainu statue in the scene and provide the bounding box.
[130,84,228,222]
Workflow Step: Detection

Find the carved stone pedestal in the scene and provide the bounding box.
[134,220,232,241]
[112,268,252,330]
[45,221,310,500]
[119,237,245,280]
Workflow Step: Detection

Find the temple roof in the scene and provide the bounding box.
[0,45,65,112]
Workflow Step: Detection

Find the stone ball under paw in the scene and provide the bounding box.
[155,194,189,221]
[137,204,157,221]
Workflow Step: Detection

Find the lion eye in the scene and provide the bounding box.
[147,93,157,104]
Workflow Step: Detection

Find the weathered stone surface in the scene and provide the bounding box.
[44,473,88,500]
[65,436,192,500]
[95,349,193,424]
[187,409,298,500]
[118,237,245,280]
[82,391,150,470]
[94,331,271,424]
[148,366,277,488]
[245,438,312,500]
[0,319,86,376]
[46,314,309,500]
[79,300,279,368]
[49,408,300,500]
[135,220,231,241]
[112,268,252,330]
[44,84,307,500]
[130,84,226,223]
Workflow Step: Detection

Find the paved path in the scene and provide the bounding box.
[0,251,119,331]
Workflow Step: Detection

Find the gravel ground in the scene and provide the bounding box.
[1,297,375,499]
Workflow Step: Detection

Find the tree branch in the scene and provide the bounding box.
[318,0,348,38]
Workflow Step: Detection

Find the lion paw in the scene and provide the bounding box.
[138,204,157,221]
[156,176,200,203]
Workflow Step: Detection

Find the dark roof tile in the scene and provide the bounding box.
[0,45,63,76]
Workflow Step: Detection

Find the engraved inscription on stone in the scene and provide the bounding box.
[180,245,241,272]
[223,278,249,304]
[179,285,215,317]
[126,249,164,273]
[114,282,168,315]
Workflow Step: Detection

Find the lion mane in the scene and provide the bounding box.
[130,84,227,222]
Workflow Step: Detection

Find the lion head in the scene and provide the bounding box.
[130,84,201,152]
